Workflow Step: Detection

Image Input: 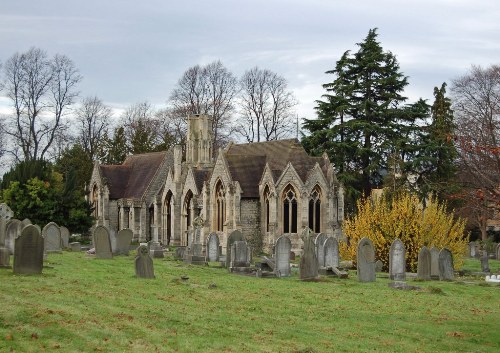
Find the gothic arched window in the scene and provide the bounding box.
[308,186,321,233]
[92,185,99,218]
[283,184,298,233]
[164,191,173,245]
[184,190,193,231]
[215,180,225,232]
[264,185,270,233]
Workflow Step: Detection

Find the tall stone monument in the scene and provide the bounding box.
[389,238,406,281]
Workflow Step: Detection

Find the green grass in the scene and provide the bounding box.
[1,253,499,353]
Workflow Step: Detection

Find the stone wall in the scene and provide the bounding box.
[240,199,261,252]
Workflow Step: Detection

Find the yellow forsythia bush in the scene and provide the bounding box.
[340,191,468,272]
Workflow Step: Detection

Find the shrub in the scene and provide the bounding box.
[340,191,468,272]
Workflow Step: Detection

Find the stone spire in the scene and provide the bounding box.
[186,114,213,168]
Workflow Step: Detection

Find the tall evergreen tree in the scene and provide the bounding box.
[303,29,412,206]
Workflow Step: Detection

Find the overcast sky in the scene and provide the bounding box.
[1,0,499,124]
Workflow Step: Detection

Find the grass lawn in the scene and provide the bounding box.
[1,252,499,353]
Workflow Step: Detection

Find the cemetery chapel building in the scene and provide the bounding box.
[89,114,345,253]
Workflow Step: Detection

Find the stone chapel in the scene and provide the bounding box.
[89,114,345,253]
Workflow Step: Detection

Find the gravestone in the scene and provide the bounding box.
[230,241,252,268]
[315,233,328,267]
[226,230,244,268]
[93,226,113,259]
[70,242,81,252]
[375,260,384,272]
[275,235,291,277]
[42,222,62,253]
[206,233,220,262]
[389,238,406,281]
[496,243,500,260]
[430,247,440,279]
[60,226,70,249]
[13,225,44,275]
[186,226,194,248]
[438,248,454,281]
[135,245,155,279]
[0,203,14,267]
[114,229,133,255]
[193,216,204,243]
[324,237,340,269]
[174,247,186,260]
[468,242,476,258]
[5,219,22,255]
[417,246,431,281]
[357,237,376,282]
[480,249,490,273]
[21,218,32,228]
[299,227,319,280]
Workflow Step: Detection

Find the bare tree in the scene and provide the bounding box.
[121,101,163,154]
[237,67,297,142]
[155,107,188,149]
[1,47,82,161]
[169,61,238,148]
[76,96,112,160]
[451,64,500,240]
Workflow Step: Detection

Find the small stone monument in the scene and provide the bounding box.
[324,237,340,269]
[230,241,252,268]
[42,222,62,253]
[114,229,133,255]
[70,242,81,252]
[13,225,44,275]
[149,225,164,258]
[375,260,384,272]
[135,244,155,279]
[60,226,70,249]
[417,246,431,281]
[357,237,376,282]
[315,233,328,268]
[438,248,454,281]
[0,203,14,267]
[226,230,244,268]
[480,248,490,273]
[93,225,113,259]
[274,235,291,277]
[389,238,406,281]
[5,219,21,255]
[430,246,440,279]
[206,233,220,262]
[299,227,319,280]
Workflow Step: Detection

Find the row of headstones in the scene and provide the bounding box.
[0,219,71,255]
[92,226,134,258]
[468,241,500,260]
[357,237,455,282]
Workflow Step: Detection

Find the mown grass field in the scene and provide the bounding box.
[1,252,499,353]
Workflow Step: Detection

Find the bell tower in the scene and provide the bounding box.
[186,114,213,167]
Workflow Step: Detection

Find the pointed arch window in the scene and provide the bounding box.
[92,185,99,217]
[164,191,173,245]
[283,184,298,233]
[264,185,270,232]
[308,186,321,233]
[215,180,225,232]
[184,190,194,231]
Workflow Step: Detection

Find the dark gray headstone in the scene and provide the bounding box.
[175,247,186,260]
[231,241,251,268]
[275,235,291,277]
[206,233,220,262]
[192,243,203,257]
[480,249,490,273]
[438,248,454,281]
[417,246,431,280]
[135,245,155,279]
[60,226,70,249]
[13,225,44,275]
[430,247,440,279]
[93,226,113,259]
[226,230,244,268]
[115,229,133,255]
[0,247,10,267]
[375,260,384,272]
[5,219,22,255]
[42,222,62,253]
[357,237,376,282]
[315,233,328,267]
[299,227,319,280]
[323,237,339,268]
[389,238,406,281]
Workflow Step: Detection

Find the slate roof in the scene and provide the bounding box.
[225,139,326,198]
[100,151,167,200]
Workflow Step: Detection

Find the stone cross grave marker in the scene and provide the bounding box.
[135,244,155,279]
[324,237,339,269]
[193,216,204,243]
[417,246,431,281]
[206,233,220,262]
[114,229,133,255]
[226,230,244,268]
[299,227,319,280]
[389,238,406,281]
[430,247,440,279]
[13,225,44,275]
[438,248,454,281]
[43,222,62,253]
[357,237,376,282]
[315,233,328,268]
[60,226,70,249]
[93,225,113,259]
[275,235,291,277]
